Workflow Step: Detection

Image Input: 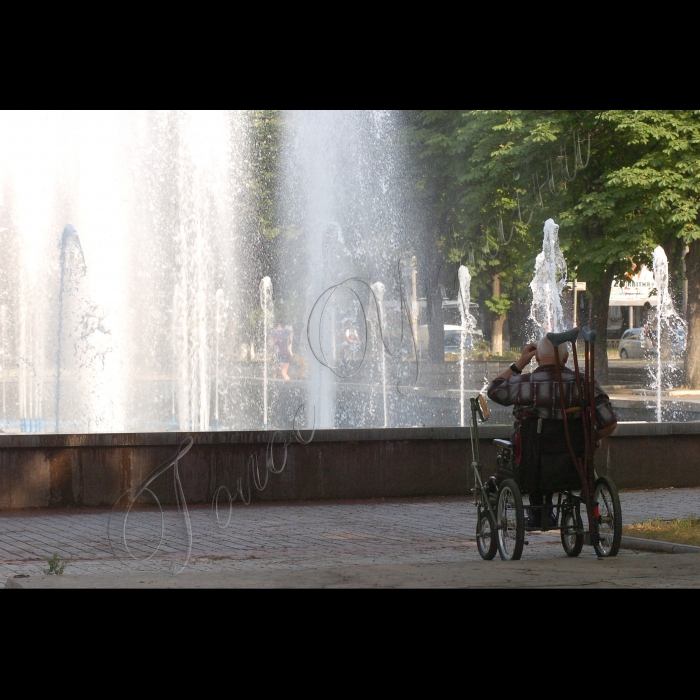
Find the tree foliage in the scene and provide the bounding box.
[410,110,700,380]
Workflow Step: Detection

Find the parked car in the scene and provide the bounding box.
[671,327,686,354]
[618,328,648,359]
[619,327,686,359]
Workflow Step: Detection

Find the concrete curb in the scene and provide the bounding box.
[5,576,26,589]
[621,535,700,555]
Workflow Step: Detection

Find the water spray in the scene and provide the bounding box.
[171,285,180,428]
[215,289,224,430]
[529,218,567,338]
[651,247,686,422]
[458,266,475,427]
[1,305,6,426]
[370,282,388,428]
[55,225,86,434]
[306,260,420,397]
[260,277,273,430]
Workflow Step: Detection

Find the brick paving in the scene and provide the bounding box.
[1,488,698,587]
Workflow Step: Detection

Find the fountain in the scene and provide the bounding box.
[281,110,418,429]
[171,285,180,427]
[3,113,686,436]
[214,288,225,430]
[0,305,6,425]
[650,246,686,422]
[0,110,251,434]
[0,110,422,433]
[370,281,388,428]
[1,111,697,521]
[0,110,494,433]
[260,277,273,430]
[458,265,475,427]
[529,218,568,337]
[55,225,87,432]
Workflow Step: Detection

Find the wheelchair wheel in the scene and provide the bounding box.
[593,476,622,557]
[476,506,498,560]
[560,502,584,557]
[497,479,525,561]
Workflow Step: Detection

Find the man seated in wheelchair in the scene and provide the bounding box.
[487,337,617,527]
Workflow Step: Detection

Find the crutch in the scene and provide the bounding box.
[580,326,598,504]
[546,327,598,548]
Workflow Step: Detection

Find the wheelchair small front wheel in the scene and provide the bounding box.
[477,506,498,560]
[593,476,622,557]
[560,503,584,557]
[497,479,525,561]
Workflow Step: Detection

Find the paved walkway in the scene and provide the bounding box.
[1,488,698,587]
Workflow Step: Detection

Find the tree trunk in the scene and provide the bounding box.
[587,264,618,386]
[423,201,448,363]
[685,239,700,388]
[662,237,686,312]
[492,315,506,355]
[509,292,527,348]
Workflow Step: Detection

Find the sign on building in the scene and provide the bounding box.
[609,266,657,307]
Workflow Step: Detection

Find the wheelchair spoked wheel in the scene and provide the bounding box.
[497,479,525,561]
[476,506,498,560]
[560,501,584,557]
[593,476,622,557]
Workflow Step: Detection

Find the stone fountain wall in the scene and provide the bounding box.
[0,423,698,511]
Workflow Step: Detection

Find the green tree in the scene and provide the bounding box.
[249,110,283,263]
[412,110,669,382]
[602,111,700,386]
[409,111,539,357]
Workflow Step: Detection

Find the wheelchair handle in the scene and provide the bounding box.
[581,326,597,345]
[546,327,580,348]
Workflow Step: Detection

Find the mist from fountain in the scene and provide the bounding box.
[214,288,225,430]
[650,246,686,422]
[529,218,568,338]
[0,305,6,424]
[281,110,417,429]
[370,281,388,428]
[5,113,683,434]
[0,110,251,434]
[260,277,273,430]
[458,265,475,427]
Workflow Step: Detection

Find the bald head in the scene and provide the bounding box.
[537,337,569,365]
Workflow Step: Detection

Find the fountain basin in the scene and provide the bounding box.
[0,422,698,511]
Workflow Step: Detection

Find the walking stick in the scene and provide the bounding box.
[546,327,598,547]
[581,326,598,512]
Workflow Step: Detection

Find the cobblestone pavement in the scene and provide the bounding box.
[1,488,698,587]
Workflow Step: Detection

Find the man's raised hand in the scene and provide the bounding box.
[517,342,538,370]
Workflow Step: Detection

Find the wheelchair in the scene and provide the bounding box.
[470,326,622,561]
